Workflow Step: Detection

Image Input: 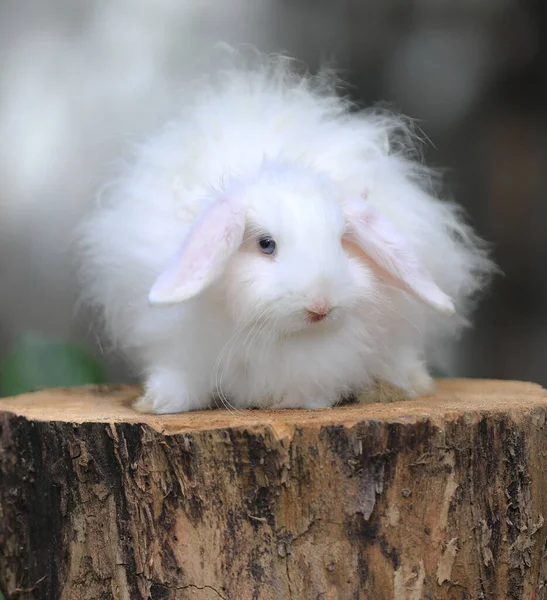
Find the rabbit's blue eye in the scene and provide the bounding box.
[258,236,276,255]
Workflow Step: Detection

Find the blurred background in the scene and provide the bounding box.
[0,0,546,394]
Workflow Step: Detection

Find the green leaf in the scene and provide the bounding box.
[0,587,5,600]
[0,332,109,397]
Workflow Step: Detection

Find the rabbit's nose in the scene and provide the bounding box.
[305,300,332,323]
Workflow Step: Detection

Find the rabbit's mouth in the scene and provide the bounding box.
[304,306,342,327]
[304,298,333,324]
[305,309,329,324]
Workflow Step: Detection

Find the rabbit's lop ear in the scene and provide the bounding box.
[343,198,455,316]
[148,197,245,306]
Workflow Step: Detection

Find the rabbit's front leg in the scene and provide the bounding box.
[407,362,436,397]
[133,366,211,414]
[375,348,436,399]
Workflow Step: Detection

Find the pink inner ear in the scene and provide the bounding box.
[148,197,245,306]
[344,200,455,316]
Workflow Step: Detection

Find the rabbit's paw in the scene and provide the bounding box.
[407,364,436,397]
[133,395,155,413]
[133,369,210,414]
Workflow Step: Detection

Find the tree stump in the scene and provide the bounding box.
[1,379,547,600]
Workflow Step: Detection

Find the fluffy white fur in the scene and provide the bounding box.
[79,52,494,413]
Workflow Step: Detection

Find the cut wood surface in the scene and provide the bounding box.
[1,379,547,599]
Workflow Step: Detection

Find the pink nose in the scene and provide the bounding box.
[306,299,332,323]
[310,299,330,315]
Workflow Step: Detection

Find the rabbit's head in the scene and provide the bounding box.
[149,159,454,334]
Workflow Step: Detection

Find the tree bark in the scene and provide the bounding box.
[1,379,547,600]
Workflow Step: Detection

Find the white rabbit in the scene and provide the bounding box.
[79,52,494,413]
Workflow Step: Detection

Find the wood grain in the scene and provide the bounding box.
[1,379,546,599]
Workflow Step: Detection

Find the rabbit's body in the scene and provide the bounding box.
[80,54,494,413]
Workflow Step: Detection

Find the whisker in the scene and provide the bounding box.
[213,321,249,416]
[213,304,274,415]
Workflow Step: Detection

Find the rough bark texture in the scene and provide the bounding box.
[1,379,547,600]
